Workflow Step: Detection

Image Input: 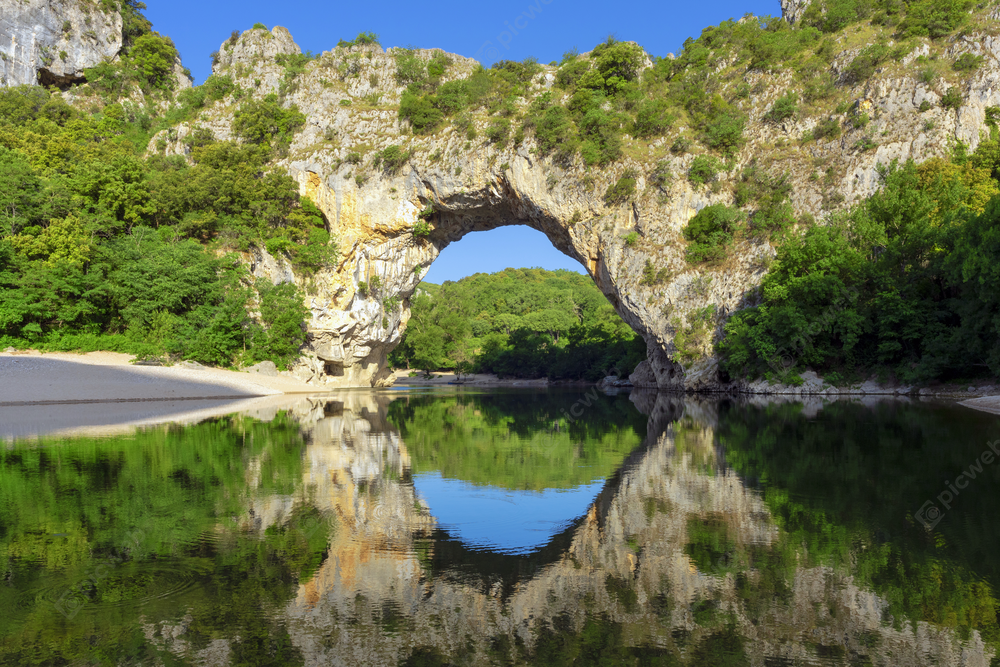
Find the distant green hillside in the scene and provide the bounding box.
[390,268,644,380]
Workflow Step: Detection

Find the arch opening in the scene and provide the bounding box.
[387,223,646,383]
[420,225,586,285]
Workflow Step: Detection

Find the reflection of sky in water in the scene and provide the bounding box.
[413,471,605,554]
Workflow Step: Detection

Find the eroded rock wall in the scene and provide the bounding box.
[0,0,122,87]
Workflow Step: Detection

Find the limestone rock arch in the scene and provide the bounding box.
[284,153,757,391]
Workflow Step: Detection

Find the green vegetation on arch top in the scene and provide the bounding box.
[390,268,645,380]
[388,391,646,491]
[392,0,979,170]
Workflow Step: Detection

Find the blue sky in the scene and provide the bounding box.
[144,0,781,283]
[413,471,604,554]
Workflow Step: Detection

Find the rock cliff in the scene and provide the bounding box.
[150,8,1000,390]
[0,0,122,87]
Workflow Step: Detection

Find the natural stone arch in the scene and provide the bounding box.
[173,28,751,392]
[182,26,999,393]
[286,153,759,391]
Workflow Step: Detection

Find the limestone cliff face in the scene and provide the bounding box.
[154,9,1000,390]
[0,0,122,87]
[780,0,810,25]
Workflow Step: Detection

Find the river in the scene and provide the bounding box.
[1,388,997,666]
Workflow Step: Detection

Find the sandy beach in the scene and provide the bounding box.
[0,350,316,404]
[960,395,1000,416]
[0,350,323,440]
[4,351,999,440]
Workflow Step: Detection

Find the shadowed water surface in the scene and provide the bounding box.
[0,388,998,666]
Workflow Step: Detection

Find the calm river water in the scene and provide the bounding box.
[1,388,999,666]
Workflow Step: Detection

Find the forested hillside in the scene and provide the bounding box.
[718,137,1000,387]
[389,268,644,380]
[0,18,334,368]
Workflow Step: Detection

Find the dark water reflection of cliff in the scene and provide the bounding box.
[1,388,999,666]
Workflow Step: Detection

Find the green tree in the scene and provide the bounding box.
[232,94,306,151]
[0,147,44,235]
[391,269,643,380]
[125,33,178,91]
[683,204,743,263]
[902,0,974,38]
[580,38,646,97]
[252,280,310,369]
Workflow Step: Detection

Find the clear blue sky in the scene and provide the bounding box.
[413,471,604,554]
[143,0,781,283]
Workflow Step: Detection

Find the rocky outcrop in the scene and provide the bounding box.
[780,0,810,24]
[628,360,657,388]
[151,17,1000,391]
[0,0,122,87]
[213,24,300,74]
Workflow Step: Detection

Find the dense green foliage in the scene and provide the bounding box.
[395,38,651,166]
[390,268,645,380]
[114,0,154,47]
[232,93,307,153]
[718,137,1000,384]
[801,0,974,37]
[85,32,180,99]
[0,82,324,367]
[683,204,744,263]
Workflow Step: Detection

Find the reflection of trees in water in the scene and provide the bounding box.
[386,390,647,490]
[1,392,997,666]
[0,412,321,666]
[716,399,1000,649]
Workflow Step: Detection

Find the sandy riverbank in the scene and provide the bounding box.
[0,350,326,440]
[4,351,999,439]
[0,350,317,405]
[961,396,1000,416]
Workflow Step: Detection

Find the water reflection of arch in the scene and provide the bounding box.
[287,389,672,597]
[281,391,994,667]
[421,399,678,598]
